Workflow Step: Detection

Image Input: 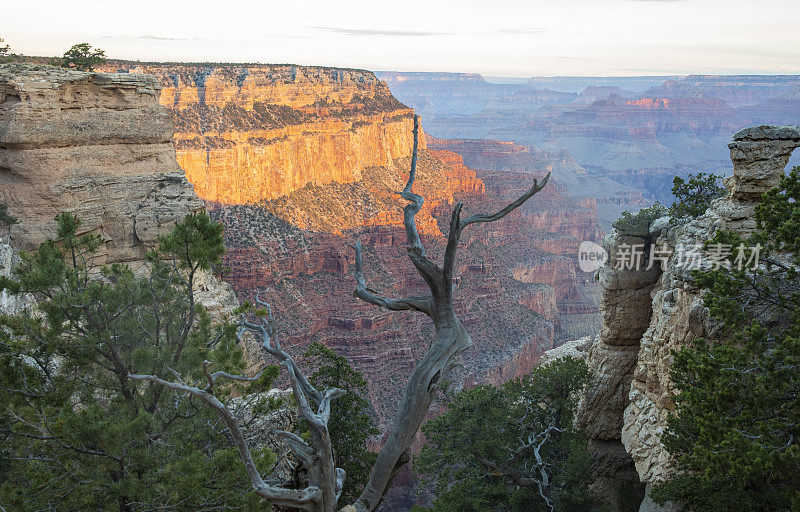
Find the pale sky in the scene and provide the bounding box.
[4,0,800,77]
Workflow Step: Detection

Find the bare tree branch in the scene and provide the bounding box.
[129,299,346,512]
[351,115,552,512]
[353,241,432,316]
[461,173,550,229]
[128,372,323,511]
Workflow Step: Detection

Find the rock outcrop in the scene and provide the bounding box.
[567,125,800,511]
[97,63,418,205]
[0,64,203,264]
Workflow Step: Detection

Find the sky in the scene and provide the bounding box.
[4,0,800,77]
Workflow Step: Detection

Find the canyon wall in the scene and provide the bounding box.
[0,63,243,332]
[557,125,800,512]
[0,64,203,264]
[98,63,419,205]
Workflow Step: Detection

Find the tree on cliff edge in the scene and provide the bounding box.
[61,43,106,71]
[132,115,552,512]
[652,167,800,511]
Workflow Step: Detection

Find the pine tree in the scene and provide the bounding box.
[413,357,596,512]
[305,342,379,507]
[0,212,276,511]
[61,43,106,71]
[652,167,800,511]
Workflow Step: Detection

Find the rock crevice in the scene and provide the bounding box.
[560,124,800,511]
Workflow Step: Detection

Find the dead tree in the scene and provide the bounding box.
[351,115,550,511]
[129,115,549,512]
[130,295,346,512]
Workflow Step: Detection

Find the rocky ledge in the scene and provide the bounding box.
[545,125,800,512]
[0,64,202,263]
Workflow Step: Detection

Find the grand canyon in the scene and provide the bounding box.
[91,62,604,426]
[1,52,798,512]
[379,72,800,228]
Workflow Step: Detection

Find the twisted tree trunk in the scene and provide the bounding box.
[128,115,550,512]
[352,115,550,511]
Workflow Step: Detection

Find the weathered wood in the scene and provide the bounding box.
[352,115,551,511]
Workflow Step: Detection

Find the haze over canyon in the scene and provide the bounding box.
[1,54,798,511]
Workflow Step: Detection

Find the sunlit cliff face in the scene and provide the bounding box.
[106,64,417,205]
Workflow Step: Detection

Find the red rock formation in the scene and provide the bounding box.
[93,61,602,431]
[98,63,419,204]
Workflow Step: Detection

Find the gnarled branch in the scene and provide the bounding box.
[351,115,552,512]
[130,301,345,512]
[353,241,432,316]
[127,372,323,511]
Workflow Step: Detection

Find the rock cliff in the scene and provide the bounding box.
[556,125,800,512]
[0,64,203,264]
[97,63,418,204]
[0,63,242,341]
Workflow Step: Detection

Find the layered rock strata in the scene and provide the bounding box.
[561,125,800,512]
[211,146,603,429]
[97,63,418,204]
[0,64,203,264]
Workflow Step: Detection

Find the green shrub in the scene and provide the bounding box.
[669,172,725,220]
[612,202,668,237]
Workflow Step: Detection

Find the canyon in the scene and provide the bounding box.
[378,72,800,229]
[0,61,601,508]
[5,60,791,512]
[543,124,800,512]
[86,63,602,431]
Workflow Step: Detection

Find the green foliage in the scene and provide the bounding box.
[305,342,379,507]
[612,202,667,237]
[669,172,725,220]
[652,167,800,511]
[61,42,106,71]
[414,357,597,512]
[0,212,271,511]
[158,211,225,272]
[0,203,16,227]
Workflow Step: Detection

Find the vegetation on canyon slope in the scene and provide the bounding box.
[653,168,800,511]
[0,212,275,511]
[413,357,596,512]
